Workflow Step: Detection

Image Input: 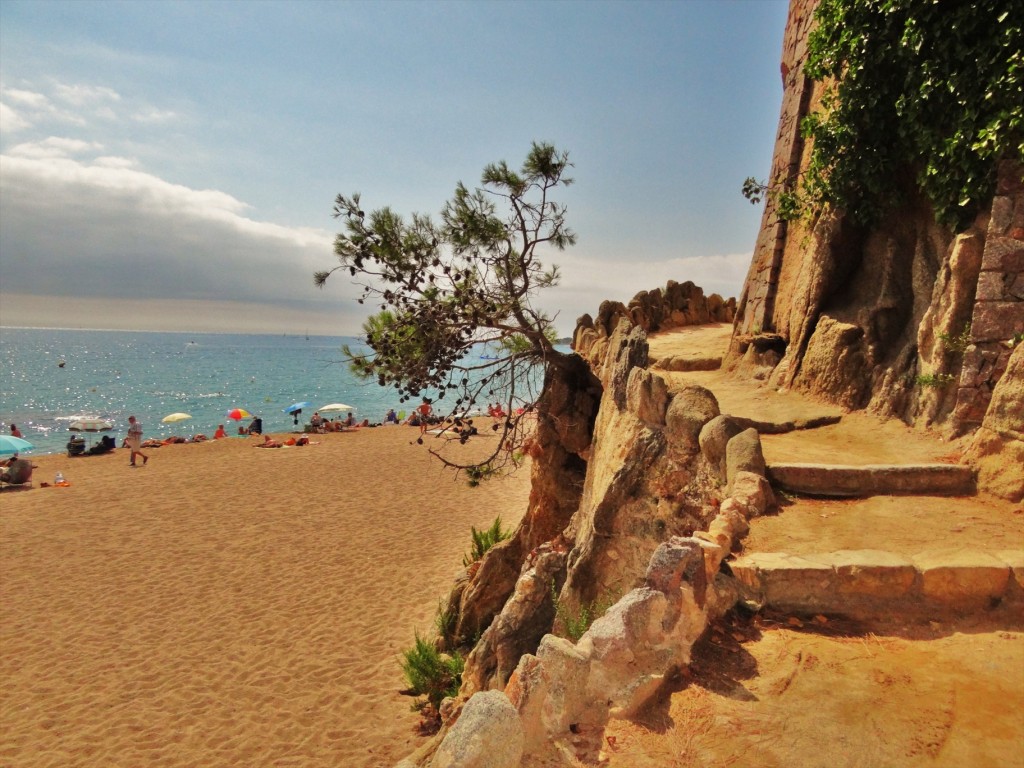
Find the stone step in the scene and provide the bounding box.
[731,413,842,435]
[767,462,976,497]
[729,548,1024,621]
[652,354,722,372]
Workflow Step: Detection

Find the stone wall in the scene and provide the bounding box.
[952,160,1024,434]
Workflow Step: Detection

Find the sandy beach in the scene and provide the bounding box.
[0,426,531,768]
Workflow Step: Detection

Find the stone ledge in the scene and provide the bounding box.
[651,354,722,372]
[730,548,1024,619]
[767,463,976,497]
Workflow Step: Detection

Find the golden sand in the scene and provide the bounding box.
[0,427,531,768]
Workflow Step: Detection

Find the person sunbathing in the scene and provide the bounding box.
[1,456,33,486]
[254,435,282,448]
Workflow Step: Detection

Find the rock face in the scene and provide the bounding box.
[727,0,1022,499]
[560,321,721,615]
[574,280,735,367]
[445,352,601,650]
[963,342,1024,503]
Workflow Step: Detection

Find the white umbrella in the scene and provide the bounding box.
[162,412,193,423]
[68,418,114,432]
[319,403,353,412]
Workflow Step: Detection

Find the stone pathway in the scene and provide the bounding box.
[649,324,1023,626]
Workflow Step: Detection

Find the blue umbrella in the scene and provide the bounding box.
[0,435,34,456]
[283,401,313,414]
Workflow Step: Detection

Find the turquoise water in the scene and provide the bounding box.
[0,328,410,456]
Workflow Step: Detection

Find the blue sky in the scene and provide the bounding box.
[0,0,789,336]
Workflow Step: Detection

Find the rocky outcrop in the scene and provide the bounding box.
[444,352,601,650]
[727,0,1022,499]
[574,280,735,367]
[406,405,777,767]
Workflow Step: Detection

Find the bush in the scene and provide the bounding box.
[400,633,464,710]
[551,580,612,643]
[462,516,511,566]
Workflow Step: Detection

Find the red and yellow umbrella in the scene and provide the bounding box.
[225,408,253,421]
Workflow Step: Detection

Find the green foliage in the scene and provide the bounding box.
[462,516,512,566]
[318,142,578,473]
[400,633,464,710]
[916,372,957,388]
[795,0,1023,230]
[938,324,972,354]
[551,580,611,643]
[434,599,457,649]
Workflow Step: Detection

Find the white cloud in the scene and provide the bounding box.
[0,152,362,333]
[0,141,751,337]
[132,107,177,124]
[93,155,138,169]
[0,102,31,133]
[7,136,103,159]
[53,83,121,107]
[2,88,50,108]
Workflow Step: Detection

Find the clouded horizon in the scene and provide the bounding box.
[0,0,787,337]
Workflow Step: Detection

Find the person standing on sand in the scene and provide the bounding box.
[417,397,433,436]
[126,415,148,467]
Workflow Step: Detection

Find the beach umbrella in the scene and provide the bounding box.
[0,435,34,456]
[318,403,353,412]
[225,408,252,421]
[68,418,114,432]
[283,401,313,414]
[161,412,192,423]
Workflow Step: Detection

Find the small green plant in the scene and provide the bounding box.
[916,372,957,388]
[938,324,972,354]
[462,516,511,567]
[434,599,457,649]
[551,579,612,643]
[400,633,464,710]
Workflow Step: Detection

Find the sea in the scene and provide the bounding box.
[0,328,435,457]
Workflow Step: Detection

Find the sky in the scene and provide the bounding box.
[0,0,789,337]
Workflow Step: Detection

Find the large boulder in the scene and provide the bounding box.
[431,690,524,768]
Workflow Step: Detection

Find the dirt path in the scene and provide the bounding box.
[624,325,1024,768]
[605,616,1024,768]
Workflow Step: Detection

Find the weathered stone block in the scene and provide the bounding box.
[980,236,1024,272]
[971,300,1024,341]
[625,368,670,426]
[766,463,976,497]
[725,428,766,493]
[644,537,706,597]
[664,384,720,452]
[729,552,837,611]
[976,271,1012,302]
[730,470,775,515]
[698,414,744,479]
[913,550,1011,606]
[829,550,917,597]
